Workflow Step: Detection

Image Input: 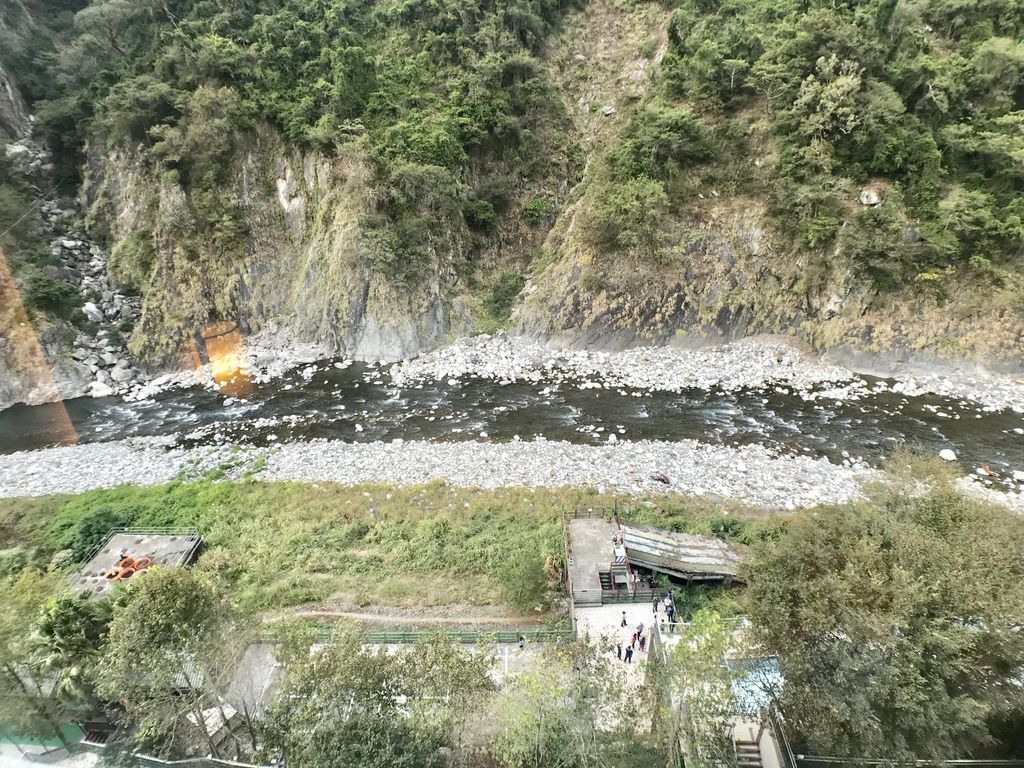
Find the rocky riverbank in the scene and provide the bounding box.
[0,436,874,508]
[390,334,1024,412]
[3,135,145,404]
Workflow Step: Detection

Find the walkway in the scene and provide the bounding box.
[567,516,617,604]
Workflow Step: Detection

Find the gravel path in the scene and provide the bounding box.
[0,436,873,509]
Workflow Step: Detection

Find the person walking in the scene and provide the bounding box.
[616,643,622,660]
[652,595,660,615]
[629,632,637,648]
[621,611,628,628]
[639,634,647,652]
[624,645,633,663]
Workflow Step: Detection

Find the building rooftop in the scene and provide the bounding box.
[70,528,201,598]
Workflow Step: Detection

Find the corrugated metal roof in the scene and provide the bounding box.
[619,521,744,578]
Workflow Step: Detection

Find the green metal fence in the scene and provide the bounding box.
[359,628,574,644]
[307,626,574,644]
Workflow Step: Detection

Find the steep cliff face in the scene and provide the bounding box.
[515,181,1024,373]
[508,0,1024,374]
[83,126,473,365]
[0,55,94,410]
[0,60,29,142]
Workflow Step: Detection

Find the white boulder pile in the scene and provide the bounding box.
[52,228,145,399]
[390,333,857,396]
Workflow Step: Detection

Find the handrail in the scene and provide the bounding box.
[303,626,576,644]
[797,760,1024,768]
[767,706,797,768]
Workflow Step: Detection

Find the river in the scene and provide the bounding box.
[1,360,1022,486]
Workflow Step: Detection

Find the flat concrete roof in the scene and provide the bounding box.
[71,530,201,598]
[567,517,617,603]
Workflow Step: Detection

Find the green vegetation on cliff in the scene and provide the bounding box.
[584,0,1023,298]
[35,0,577,282]
[5,0,1023,358]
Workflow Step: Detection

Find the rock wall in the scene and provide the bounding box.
[83,126,469,366]
[0,134,145,411]
[0,59,29,142]
[514,178,1024,375]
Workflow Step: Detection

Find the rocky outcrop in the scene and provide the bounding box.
[513,186,1024,373]
[0,60,29,142]
[82,127,469,366]
[0,135,145,410]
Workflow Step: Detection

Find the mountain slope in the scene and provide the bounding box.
[3,0,1023,381]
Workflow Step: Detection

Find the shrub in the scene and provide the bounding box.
[23,269,82,322]
[521,197,554,227]
[463,199,497,232]
[840,203,910,291]
[500,549,548,611]
[608,104,714,182]
[587,177,669,254]
[0,548,29,577]
[486,271,525,320]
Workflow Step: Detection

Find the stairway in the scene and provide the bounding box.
[598,570,613,590]
[735,740,763,768]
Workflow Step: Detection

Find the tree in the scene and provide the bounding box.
[261,625,493,767]
[663,610,742,768]
[295,711,447,768]
[744,486,1024,760]
[31,593,111,705]
[0,570,73,748]
[96,567,258,760]
[492,641,643,768]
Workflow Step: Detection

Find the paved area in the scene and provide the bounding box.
[567,516,617,602]
[574,603,658,729]
[0,745,100,767]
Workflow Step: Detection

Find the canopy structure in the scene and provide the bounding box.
[565,514,745,606]
[619,521,744,581]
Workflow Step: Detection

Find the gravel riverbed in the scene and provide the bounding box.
[0,436,875,508]
[390,334,1024,412]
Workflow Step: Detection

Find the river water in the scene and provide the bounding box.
[1,361,1022,482]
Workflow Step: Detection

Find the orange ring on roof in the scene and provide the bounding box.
[118,568,136,580]
[133,557,153,570]
[117,557,135,569]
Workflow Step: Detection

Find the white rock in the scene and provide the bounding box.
[858,188,881,205]
[110,366,136,383]
[82,302,104,323]
[88,381,115,398]
[939,449,957,462]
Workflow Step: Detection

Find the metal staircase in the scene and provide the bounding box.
[735,739,763,768]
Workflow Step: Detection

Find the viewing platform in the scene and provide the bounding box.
[565,513,744,607]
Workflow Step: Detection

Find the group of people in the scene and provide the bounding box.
[615,613,647,663]
[614,592,679,663]
[653,592,677,623]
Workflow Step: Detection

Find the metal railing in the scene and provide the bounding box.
[134,757,261,768]
[767,706,798,768]
[797,760,1024,768]
[79,526,201,566]
[600,588,662,603]
[307,626,575,644]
